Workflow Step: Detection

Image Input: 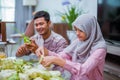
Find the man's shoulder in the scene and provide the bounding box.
[30,34,41,39]
[51,31,65,40]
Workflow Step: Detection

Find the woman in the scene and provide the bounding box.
[35,14,107,80]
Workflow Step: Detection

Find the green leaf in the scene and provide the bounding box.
[21,34,31,44]
[8,72,20,80]
[56,5,84,30]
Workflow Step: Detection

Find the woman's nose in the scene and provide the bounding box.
[76,30,79,35]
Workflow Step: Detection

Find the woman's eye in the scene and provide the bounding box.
[79,29,83,32]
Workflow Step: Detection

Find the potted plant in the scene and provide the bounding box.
[55,0,85,43]
[60,5,84,30]
[59,5,85,43]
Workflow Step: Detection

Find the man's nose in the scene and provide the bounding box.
[36,24,41,28]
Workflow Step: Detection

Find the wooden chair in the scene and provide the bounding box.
[52,23,70,44]
[0,22,7,57]
[0,22,6,42]
[25,20,35,37]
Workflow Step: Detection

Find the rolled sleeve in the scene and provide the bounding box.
[63,60,81,75]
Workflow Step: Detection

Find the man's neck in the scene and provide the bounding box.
[42,30,51,40]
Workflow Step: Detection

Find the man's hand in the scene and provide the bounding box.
[25,39,38,53]
[16,44,28,57]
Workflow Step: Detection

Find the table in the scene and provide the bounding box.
[0,39,16,57]
[10,33,23,45]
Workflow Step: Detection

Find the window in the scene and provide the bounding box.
[0,0,15,21]
[98,0,120,43]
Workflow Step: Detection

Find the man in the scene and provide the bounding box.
[16,11,68,57]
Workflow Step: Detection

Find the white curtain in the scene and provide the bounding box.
[15,0,35,33]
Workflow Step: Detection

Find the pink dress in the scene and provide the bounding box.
[48,48,106,80]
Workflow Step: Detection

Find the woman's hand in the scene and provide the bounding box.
[35,47,48,57]
[41,56,56,67]
[42,56,66,67]
[25,39,38,53]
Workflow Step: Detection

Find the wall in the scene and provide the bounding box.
[35,0,97,23]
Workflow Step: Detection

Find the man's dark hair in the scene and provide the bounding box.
[33,11,50,22]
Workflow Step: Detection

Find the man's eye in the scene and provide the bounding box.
[40,23,44,25]
[34,24,38,27]
[39,23,44,25]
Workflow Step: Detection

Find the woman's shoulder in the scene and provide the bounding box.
[93,48,107,54]
[96,48,106,51]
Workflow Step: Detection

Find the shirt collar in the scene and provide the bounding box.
[44,31,53,42]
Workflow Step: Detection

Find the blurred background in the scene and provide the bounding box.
[0,0,120,80]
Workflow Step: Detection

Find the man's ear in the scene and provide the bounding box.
[48,21,52,28]
[48,21,51,25]
[49,21,54,30]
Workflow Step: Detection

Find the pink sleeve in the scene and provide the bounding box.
[48,50,71,61]
[63,49,106,76]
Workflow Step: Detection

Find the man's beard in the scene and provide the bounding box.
[39,29,50,36]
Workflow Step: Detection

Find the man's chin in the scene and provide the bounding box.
[38,33,44,35]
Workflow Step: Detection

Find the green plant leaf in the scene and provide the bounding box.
[56,5,84,30]
[21,34,31,44]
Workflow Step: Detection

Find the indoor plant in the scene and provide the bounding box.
[57,0,84,30]
[55,0,85,43]
[60,5,84,30]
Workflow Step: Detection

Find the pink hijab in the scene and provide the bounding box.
[64,14,106,63]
